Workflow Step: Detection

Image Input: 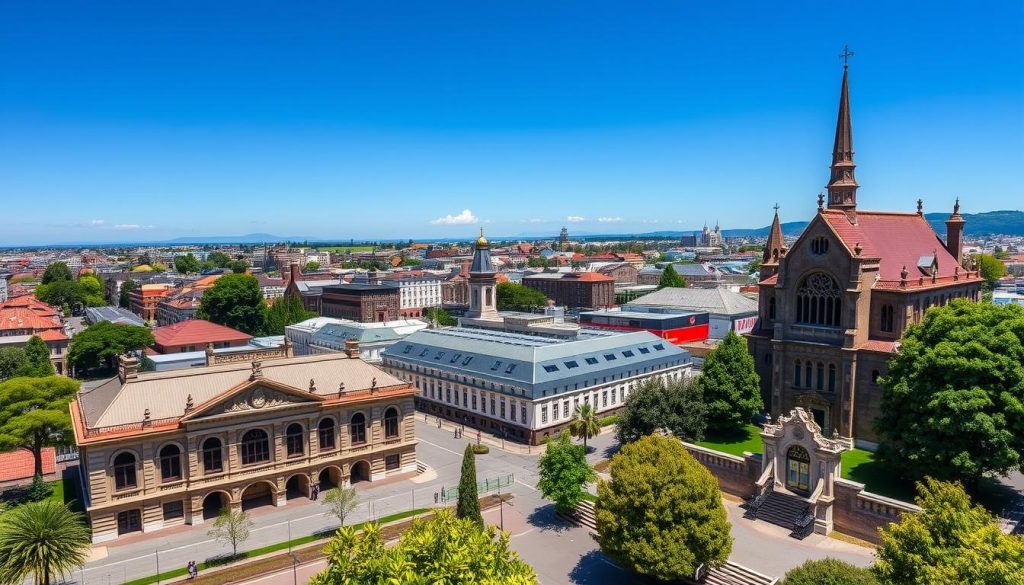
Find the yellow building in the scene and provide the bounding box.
[71,350,417,543]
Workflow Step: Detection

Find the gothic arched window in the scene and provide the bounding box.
[768,297,776,320]
[795,273,842,327]
[880,304,894,333]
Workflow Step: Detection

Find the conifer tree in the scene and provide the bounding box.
[456,444,482,528]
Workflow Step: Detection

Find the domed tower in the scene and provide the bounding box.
[466,227,498,319]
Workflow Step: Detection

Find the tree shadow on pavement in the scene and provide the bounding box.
[600,443,620,461]
[526,503,572,534]
[568,549,642,584]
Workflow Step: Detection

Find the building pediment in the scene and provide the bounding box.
[182,378,323,422]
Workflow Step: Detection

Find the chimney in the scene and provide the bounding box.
[289,261,301,284]
[344,338,361,359]
[945,198,965,267]
[118,354,139,383]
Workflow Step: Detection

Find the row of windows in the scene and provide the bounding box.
[112,410,401,491]
[539,346,663,373]
[420,379,529,424]
[793,360,837,393]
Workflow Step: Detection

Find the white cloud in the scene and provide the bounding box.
[431,209,478,225]
[112,224,154,230]
[566,215,585,223]
[89,219,106,225]
[597,216,624,223]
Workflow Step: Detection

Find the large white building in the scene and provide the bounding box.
[286,316,428,362]
[381,327,692,444]
[375,271,443,318]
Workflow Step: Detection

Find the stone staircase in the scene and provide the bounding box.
[746,490,812,539]
[561,501,780,584]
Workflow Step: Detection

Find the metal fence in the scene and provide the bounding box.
[441,473,513,503]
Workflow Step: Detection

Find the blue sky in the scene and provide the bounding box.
[1,1,1021,245]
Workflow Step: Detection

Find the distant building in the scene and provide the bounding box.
[679,234,698,247]
[84,306,147,328]
[558,226,570,251]
[372,271,442,318]
[321,284,401,323]
[150,319,252,354]
[637,263,722,287]
[579,309,710,344]
[522,272,615,309]
[129,283,175,322]
[381,328,692,444]
[0,273,8,303]
[701,222,723,247]
[594,262,638,285]
[624,287,759,338]
[286,316,428,361]
[0,296,69,375]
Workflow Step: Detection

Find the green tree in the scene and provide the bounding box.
[137,253,153,267]
[197,273,268,335]
[20,336,55,378]
[874,479,1024,585]
[304,260,321,271]
[0,347,28,381]
[40,262,73,285]
[527,257,549,268]
[226,259,249,274]
[782,558,877,585]
[617,376,706,444]
[264,293,316,335]
[0,500,91,585]
[310,510,537,585]
[321,486,359,528]
[537,432,596,513]
[876,301,1024,486]
[206,251,232,268]
[567,403,601,452]
[118,278,138,308]
[496,282,548,311]
[658,263,687,289]
[595,434,732,581]
[0,376,79,478]
[207,509,253,558]
[68,322,155,373]
[976,253,1006,285]
[698,331,762,433]
[174,253,201,274]
[456,444,482,528]
[76,274,105,307]
[34,280,81,311]
[423,307,456,326]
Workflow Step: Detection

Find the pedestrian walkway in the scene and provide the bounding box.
[421,412,540,455]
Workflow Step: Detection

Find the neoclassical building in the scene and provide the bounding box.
[746,63,982,448]
[71,351,417,543]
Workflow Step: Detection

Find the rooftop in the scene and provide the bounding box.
[151,319,252,349]
[626,287,758,315]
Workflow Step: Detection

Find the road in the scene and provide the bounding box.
[70,420,872,585]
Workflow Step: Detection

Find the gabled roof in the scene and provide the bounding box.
[152,319,251,348]
[625,287,758,316]
[819,210,960,281]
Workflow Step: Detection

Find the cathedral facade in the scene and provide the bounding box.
[746,64,982,448]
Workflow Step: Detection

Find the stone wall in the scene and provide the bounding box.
[832,478,920,543]
[682,442,761,500]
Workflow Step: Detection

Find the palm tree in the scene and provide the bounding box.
[568,403,601,452]
[0,500,91,585]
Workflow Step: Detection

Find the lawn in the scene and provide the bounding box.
[694,424,917,502]
[695,424,763,458]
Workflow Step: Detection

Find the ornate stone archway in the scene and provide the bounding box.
[761,407,846,535]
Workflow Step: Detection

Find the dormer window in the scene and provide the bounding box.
[810,237,830,255]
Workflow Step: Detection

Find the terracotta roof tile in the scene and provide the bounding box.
[858,339,899,353]
[152,319,251,349]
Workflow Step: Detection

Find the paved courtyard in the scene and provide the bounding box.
[71,419,873,585]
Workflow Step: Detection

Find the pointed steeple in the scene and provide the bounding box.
[826,50,859,212]
[761,204,785,279]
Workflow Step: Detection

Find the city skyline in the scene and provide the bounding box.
[1,2,1022,246]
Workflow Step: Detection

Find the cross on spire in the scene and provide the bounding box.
[839,45,855,68]
[773,202,780,214]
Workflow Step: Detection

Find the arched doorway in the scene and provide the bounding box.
[785,445,811,494]
[285,474,310,500]
[318,466,341,490]
[240,481,275,511]
[350,460,371,484]
[202,491,230,520]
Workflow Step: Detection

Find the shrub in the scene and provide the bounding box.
[472,444,490,455]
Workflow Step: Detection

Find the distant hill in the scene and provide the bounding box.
[924,210,1024,236]
[164,233,300,244]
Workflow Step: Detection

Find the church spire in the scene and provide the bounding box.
[826,46,858,212]
[761,204,785,279]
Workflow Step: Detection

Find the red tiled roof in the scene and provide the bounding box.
[0,307,63,333]
[152,319,251,349]
[0,448,55,482]
[34,329,69,342]
[858,339,899,353]
[567,272,615,282]
[820,210,960,281]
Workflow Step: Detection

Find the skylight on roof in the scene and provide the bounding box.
[543,365,559,373]
[585,357,598,365]
[505,364,517,374]
[402,345,413,354]
[653,344,665,351]
[604,354,617,361]
[491,361,502,371]
[638,347,650,354]
[564,360,579,369]
[622,350,634,358]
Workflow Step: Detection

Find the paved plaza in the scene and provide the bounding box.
[72,419,874,585]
